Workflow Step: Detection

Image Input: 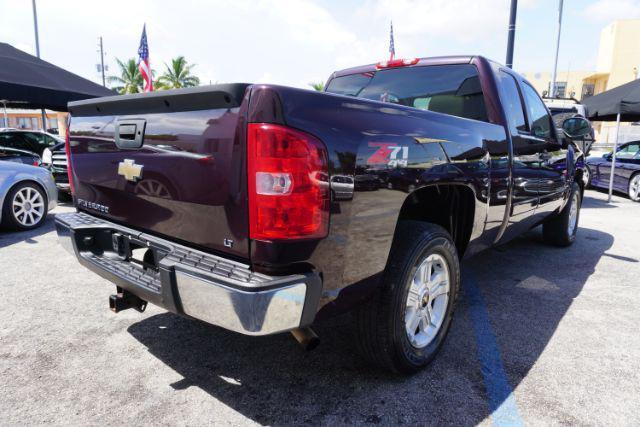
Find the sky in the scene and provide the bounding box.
[1,0,639,90]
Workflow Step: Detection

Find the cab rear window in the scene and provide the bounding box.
[326,64,488,123]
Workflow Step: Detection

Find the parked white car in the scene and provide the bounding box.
[0,162,57,230]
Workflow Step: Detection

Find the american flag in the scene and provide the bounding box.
[138,24,153,92]
[389,21,395,61]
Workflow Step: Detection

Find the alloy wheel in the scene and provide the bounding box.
[568,192,579,235]
[405,253,450,349]
[630,175,640,202]
[12,186,45,227]
[583,166,590,187]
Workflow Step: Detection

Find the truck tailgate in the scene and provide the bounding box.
[67,84,251,259]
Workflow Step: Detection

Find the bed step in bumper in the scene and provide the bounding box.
[55,211,321,336]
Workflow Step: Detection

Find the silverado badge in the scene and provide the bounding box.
[118,159,143,182]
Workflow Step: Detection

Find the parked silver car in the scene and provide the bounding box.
[0,162,57,230]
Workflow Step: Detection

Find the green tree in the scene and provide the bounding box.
[309,81,324,91]
[107,58,143,94]
[157,56,200,89]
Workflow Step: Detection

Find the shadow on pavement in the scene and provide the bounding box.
[581,191,619,209]
[127,226,613,425]
[0,213,57,249]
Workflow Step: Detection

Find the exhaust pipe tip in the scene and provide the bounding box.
[291,327,320,351]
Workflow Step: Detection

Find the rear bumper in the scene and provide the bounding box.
[55,211,321,335]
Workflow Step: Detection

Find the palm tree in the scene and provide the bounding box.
[108,58,143,94]
[158,56,200,89]
[309,81,324,91]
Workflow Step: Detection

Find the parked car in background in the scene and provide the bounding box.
[354,172,380,191]
[544,97,594,155]
[0,161,57,230]
[0,130,63,156]
[543,97,587,119]
[330,174,355,200]
[41,142,70,195]
[586,141,640,202]
[0,146,41,166]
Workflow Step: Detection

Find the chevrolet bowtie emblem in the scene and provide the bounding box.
[118,159,143,182]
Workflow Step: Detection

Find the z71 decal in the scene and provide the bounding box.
[367,142,409,167]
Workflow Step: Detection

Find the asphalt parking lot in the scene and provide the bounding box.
[1,189,639,425]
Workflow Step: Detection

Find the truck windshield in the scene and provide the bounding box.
[325,64,488,122]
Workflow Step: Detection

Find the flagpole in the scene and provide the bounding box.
[549,0,564,98]
[32,0,47,131]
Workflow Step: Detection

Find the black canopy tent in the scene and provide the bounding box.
[583,78,640,202]
[0,42,114,122]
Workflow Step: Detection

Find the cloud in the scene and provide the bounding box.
[584,0,640,22]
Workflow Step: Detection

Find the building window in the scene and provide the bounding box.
[0,117,6,127]
[581,83,595,100]
[31,117,39,129]
[17,117,29,129]
[47,117,58,130]
[548,81,567,98]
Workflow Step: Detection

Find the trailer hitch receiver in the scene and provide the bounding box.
[109,287,148,313]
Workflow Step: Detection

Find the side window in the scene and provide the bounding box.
[618,144,640,159]
[44,135,58,146]
[23,132,46,148]
[522,83,553,139]
[7,134,35,152]
[0,134,17,148]
[500,72,527,133]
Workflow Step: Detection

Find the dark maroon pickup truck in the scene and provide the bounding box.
[56,56,592,373]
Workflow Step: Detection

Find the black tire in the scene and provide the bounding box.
[1,182,48,231]
[355,221,460,374]
[543,181,581,247]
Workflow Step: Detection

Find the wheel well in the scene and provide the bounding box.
[396,184,476,256]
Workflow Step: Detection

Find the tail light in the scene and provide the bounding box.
[247,123,329,241]
[64,129,75,195]
[376,58,419,69]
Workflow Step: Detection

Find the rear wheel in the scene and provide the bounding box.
[1,182,48,230]
[629,173,640,202]
[543,181,581,247]
[583,165,592,189]
[355,221,460,373]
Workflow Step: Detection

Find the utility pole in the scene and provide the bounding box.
[505,0,518,68]
[550,0,564,98]
[98,36,106,87]
[31,0,47,131]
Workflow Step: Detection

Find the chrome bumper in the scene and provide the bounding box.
[55,211,321,335]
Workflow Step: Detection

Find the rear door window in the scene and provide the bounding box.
[326,64,488,122]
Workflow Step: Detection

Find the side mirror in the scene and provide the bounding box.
[562,117,592,139]
[603,153,612,160]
